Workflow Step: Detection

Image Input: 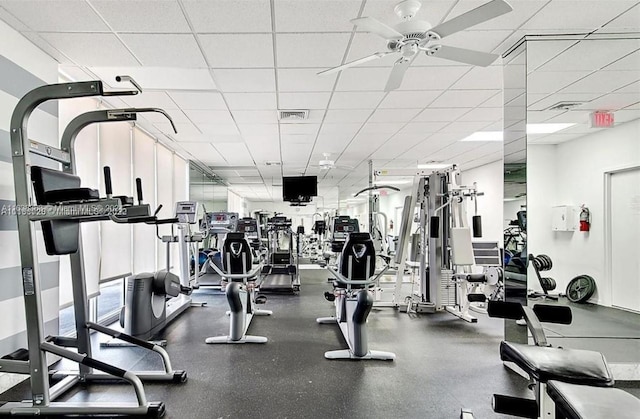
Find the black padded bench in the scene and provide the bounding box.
[547,380,640,419]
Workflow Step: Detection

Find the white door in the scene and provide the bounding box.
[610,168,640,312]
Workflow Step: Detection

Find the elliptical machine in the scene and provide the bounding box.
[205,233,272,344]
[317,233,395,361]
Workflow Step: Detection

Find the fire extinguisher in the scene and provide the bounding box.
[580,205,590,232]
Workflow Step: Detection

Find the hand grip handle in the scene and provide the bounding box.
[136,178,143,204]
[103,166,113,197]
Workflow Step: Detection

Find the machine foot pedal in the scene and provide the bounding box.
[255,294,268,304]
[172,370,188,383]
[324,292,335,302]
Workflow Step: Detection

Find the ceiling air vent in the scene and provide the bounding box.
[278,109,309,121]
[547,101,584,111]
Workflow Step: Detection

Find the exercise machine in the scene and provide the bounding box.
[317,233,395,360]
[323,216,360,267]
[205,233,272,344]
[195,211,239,288]
[0,78,185,417]
[237,216,264,262]
[259,216,300,294]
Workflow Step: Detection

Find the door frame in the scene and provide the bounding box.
[604,164,640,310]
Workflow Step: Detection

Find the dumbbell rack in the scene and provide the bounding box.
[529,253,560,300]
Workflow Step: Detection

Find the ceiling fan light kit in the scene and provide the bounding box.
[318,0,513,91]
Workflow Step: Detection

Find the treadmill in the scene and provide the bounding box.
[323,216,360,267]
[194,211,238,288]
[259,216,300,294]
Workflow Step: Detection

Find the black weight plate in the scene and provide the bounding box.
[566,275,596,303]
[543,255,553,270]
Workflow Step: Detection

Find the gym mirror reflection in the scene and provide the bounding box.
[525,35,640,377]
[189,163,228,214]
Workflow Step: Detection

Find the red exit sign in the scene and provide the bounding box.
[590,111,615,128]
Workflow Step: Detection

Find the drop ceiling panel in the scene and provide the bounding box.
[398,121,448,134]
[335,67,391,91]
[183,109,234,124]
[232,110,278,123]
[244,140,281,162]
[324,109,371,123]
[439,30,513,52]
[578,93,640,111]
[277,33,350,68]
[604,50,640,72]
[369,108,422,123]
[526,71,592,94]
[560,70,640,94]
[281,134,315,144]
[280,123,320,135]
[215,143,255,166]
[123,92,180,110]
[537,39,640,72]
[142,109,190,124]
[429,89,498,108]
[444,120,493,133]
[330,92,385,109]
[527,92,598,112]
[182,0,272,33]
[414,107,472,122]
[480,92,503,107]
[445,0,547,31]
[178,142,225,162]
[378,90,441,109]
[456,107,502,122]
[197,124,240,136]
[200,34,274,68]
[90,66,216,90]
[90,0,191,33]
[238,123,279,137]
[120,34,206,67]
[279,92,331,109]
[274,0,361,32]
[345,33,402,68]
[282,143,313,162]
[225,93,277,110]
[359,122,404,134]
[398,66,470,91]
[38,33,139,66]
[213,69,276,92]
[278,69,337,92]
[0,0,108,32]
[521,1,638,31]
[168,91,227,110]
[527,40,579,70]
[451,65,502,90]
[600,3,640,32]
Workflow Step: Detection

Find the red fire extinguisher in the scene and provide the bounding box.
[580,205,590,232]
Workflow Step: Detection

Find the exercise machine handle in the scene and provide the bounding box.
[208,262,262,281]
[103,166,113,198]
[136,178,143,204]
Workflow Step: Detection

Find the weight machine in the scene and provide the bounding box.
[0,78,185,417]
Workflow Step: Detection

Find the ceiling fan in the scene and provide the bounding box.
[318,0,513,91]
[309,153,354,171]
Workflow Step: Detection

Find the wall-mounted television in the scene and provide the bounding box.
[282,176,317,202]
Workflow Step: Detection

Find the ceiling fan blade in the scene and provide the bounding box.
[429,45,498,67]
[318,51,395,76]
[350,17,404,39]
[384,57,412,92]
[429,0,513,38]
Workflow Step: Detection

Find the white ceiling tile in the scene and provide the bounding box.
[182,0,272,33]
[215,143,254,165]
[526,70,591,94]
[280,124,320,135]
[369,108,421,123]
[330,92,385,109]
[142,109,190,124]
[225,93,277,110]
[279,92,331,109]
[21,32,74,64]
[445,1,547,31]
[378,90,441,109]
[184,109,235,124]
[232,110,278,123]
[168,91,227,110]
[281,134,315,144]
[399,66,470,90]
[282,143,313,163]
[451,65,502,90]
[274,0,361,32]
[414,107,472,122]
[443,120,493,133]
[526,39,579,70]
[178,142,225,163]
[480,92,503,107]
[213,69,276,92]
[123,91,179,109]
[319,122,362,137]
[156,122,205,141]
[578,93,640,112]
[120,34,206,67]
[456,107,502,122]
[197,124,240,136]
[335,67,390,91]
[0,0,108,31]
[278,69,337,92]
[600,3,640,32]
[90,66,216,90]
[345,33,402,68]
[398,122,448,134]
[560,70,640,94]
[324,109,371,123]
[428,90,498,108]
[277,33,350,68]
[359,122,404,134]
[244,140,281,162]
[437,30,513,53]
[90,0,191,32]
[238,124,279,137]
[527,93,602,112]
[536,39,640,72]
[38,33,139,66]
[603,49,640,72]
[522,1,638,31]
[200,34,274,68]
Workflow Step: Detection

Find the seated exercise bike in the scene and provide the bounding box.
[317,233,396,360]
[205,233,272,344]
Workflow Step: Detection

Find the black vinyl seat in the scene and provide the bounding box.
[500,341,614,386]
[222,232,253,282]
[334,233,375,290]
[547,380,640,419]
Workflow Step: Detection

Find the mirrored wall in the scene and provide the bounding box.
[504,34,640,372]
[189,162,227,213]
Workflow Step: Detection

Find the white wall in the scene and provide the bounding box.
[528,119,640,304]
[0,19,59,392]
[461,160,504,244]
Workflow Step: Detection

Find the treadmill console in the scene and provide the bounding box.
[237,217,259,239]
[268,216,292,231]
[332,218,360,241]
[204,211,239,234]
[175,201,198,224]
